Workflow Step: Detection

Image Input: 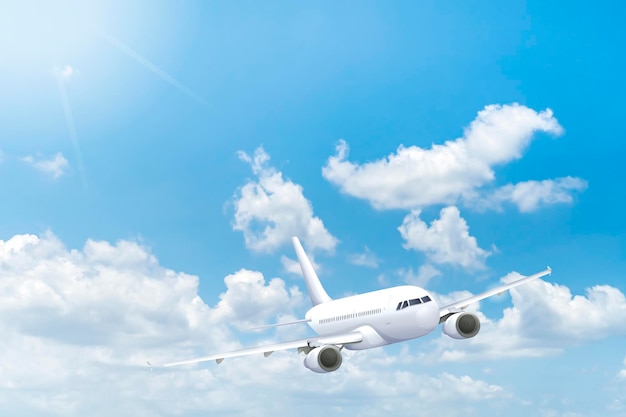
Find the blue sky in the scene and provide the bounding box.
[0,1,625,416]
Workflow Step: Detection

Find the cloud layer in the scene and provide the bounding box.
[0,231,521,417]
[0,232,307,415]
[233,147,338,253]
[322,103,581,211]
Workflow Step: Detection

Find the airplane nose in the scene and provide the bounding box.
[415,301,439,332]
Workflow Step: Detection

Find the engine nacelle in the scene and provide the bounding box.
[303,345,342,373]
[443,312,480,339]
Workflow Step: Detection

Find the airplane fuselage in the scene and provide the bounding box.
[305,285,440,350]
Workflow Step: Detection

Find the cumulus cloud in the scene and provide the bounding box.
[0,232,220,349]
[399,264,442,287]
[0,231,517,417]
[424,274,626,362]
[322,103,571,210]
[398,206,491,269]
[470,177,588,212]
[349,246,380,268]
[233,147,338,253]
[211,269,304,329]
[22,153,69,179]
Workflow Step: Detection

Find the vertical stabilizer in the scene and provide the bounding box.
[292,237,332,305]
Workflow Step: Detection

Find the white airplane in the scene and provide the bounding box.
[152,237,551,373]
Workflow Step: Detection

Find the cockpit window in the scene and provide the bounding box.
[397,296,431,310]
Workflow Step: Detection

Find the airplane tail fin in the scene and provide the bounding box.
[291,237,332,306]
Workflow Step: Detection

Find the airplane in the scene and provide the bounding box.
[150,237,551,373]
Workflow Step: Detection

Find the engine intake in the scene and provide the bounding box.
[303,345,342,373]
[443,312,480,339]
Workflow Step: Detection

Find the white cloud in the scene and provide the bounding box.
[607,399,626,413]
[470,177,588,212]
[0,232,222,349]
[430,290,476,311]
[54,65,78,80]
[233,147,338,253]
[424,274,626,363]
[184,349,513,417]
[212,269,304,329]
[618,357,626,380]
[0,231,519,417]
[349,246,380,268]
[399,264,441,287]
[398,206,491,269]
[59,65,78,79]
[0,232,305,415]
[322,103,569,210]
[281,254,304,275]
[22,152,69,179]
[280,254,322,277]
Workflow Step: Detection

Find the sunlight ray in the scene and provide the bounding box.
[55,71,88,191]
[98,31,209,108]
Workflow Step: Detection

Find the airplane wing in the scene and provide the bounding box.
[247,318,312,331]
[149,331,364,368]
[438,267,552,321]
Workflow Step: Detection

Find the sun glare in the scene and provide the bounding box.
[0,1,106,77]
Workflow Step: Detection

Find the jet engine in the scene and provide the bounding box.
[443,312,480,339]
[303,345,342,373]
